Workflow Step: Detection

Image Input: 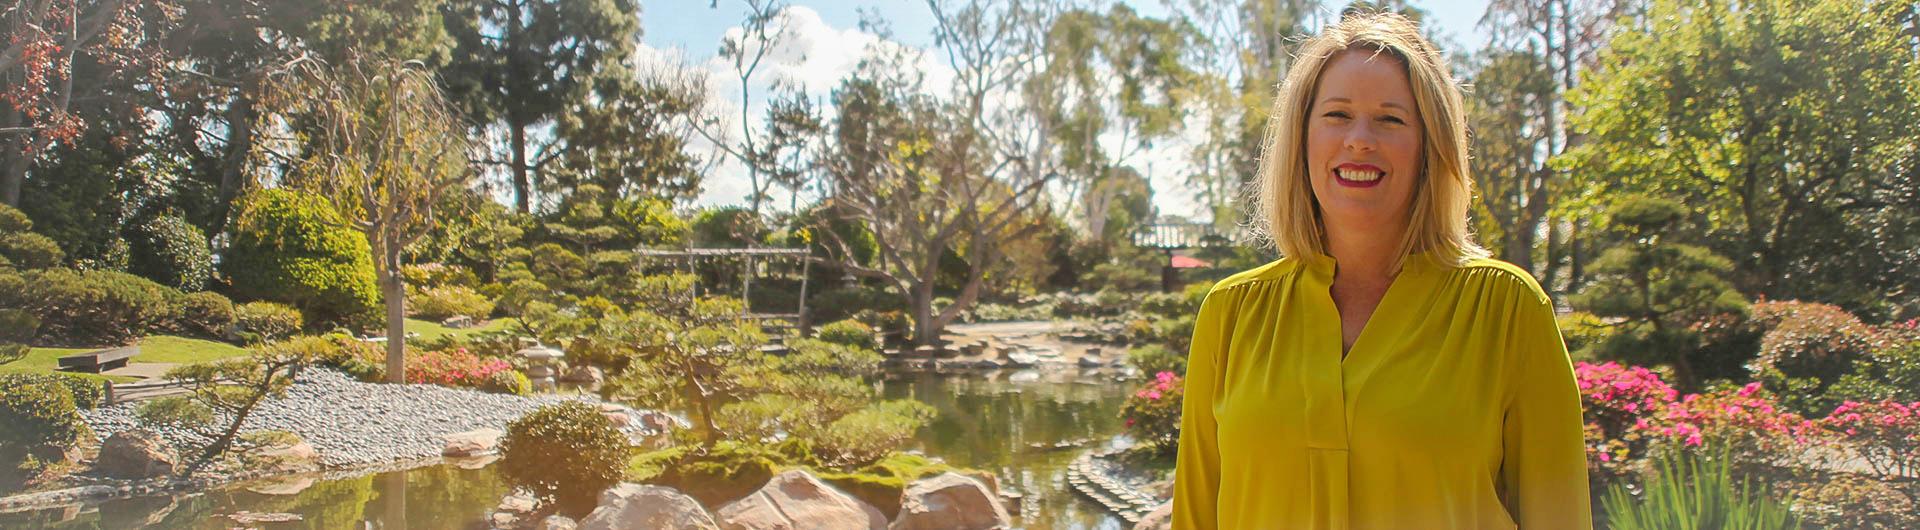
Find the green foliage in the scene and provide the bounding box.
[135,396,214,431]
[172,291,236,339]
[1557,311,1616,359]
[400,263,480,289]
[234,302,305,344]
[690,206,767,248]
[0,374,89,481]
[1562,0,1920,317]
[500,401,630,514]
[124,213,213,291]
[814,319,876,351]
[1827,333,1920,405]
[810,287,903,326]
[480,369,531,396]
[0,308,40,344]
[409,284,495,320]
[165,337,323,468]
[1570,197,1747,390]
[1121,371,1185,456]
[1601,450,1800,530]
[0,231,64,271]
[811,400,937,469]
[0,373,105,410]
[3,268,180,345]
[223,189,381,329]
[1128,344,1187,376]
[1789,473,1920,530]
[0,204,29,233]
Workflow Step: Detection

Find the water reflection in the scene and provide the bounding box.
[882,369,1132,530]
[0,369,1132,529]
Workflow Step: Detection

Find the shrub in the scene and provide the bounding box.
[0,308,39,343]
[812,400,937,469]
[407,348,512,388]
[409,284,495,320]
[1791,474,1920,530]
[1558,311,1617,358]
[809,286,901,325]
[223,189,380,328]
[0,373,106,410]
[311,334,385,382]
[1750,301,1875,389]
[1128,344,1187,376]
[7,268,178,345]
[1826,333,1920,405]
[0,231,63,270]
[135,396,214,431]
[1600,450,1799,530]
[814,319,876,351]
[0,203,29,232]
[124,213,213,291]
[173,291,236,339]
[500,401,630,514]
[1120,371,1185,456]
[480,369,531,396]
[234,302,304,344]
[399,263,478,289]
[1823,399,1920,478]
[0,375,88,480]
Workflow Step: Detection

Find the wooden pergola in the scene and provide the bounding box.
[1132,222,1231,292]
[632,247,814,328]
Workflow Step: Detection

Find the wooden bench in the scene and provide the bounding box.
[58,345,139,373]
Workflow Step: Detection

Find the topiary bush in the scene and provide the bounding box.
[172,291,237,339]
[5,268,178,345]
[135,396,214,432]
[234,302,304,344]
[815,319,876,351]
[0,203,63,271]
[480,369,531,396]
[124,213,214,292]
[409,284,495,320]
[500,401,630,514]
[0,374,90,483]
[223,189,380,329]
[1128,344,1187,376]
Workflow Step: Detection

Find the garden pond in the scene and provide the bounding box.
[0,369,1140,529]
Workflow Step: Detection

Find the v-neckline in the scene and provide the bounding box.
[1307,252,1429,366]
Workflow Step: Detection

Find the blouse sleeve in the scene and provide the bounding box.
[1172,288,1232,530]
[1499,287,1594,529]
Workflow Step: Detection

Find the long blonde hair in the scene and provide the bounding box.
[1251,12,1486,270]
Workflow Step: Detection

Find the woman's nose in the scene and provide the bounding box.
[1343,122,1378,152]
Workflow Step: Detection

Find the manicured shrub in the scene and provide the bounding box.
[135,396,214,431]
[406,348,512,388]
[809,286,901,325]
[172,291,236,339]
[0,231,63,270]
[0,308,38,343]
[8,268,177,345]
[399,262,479,289]
[500,401,630,514]
[1750,301,1880,415]
[0,203,29,232]
[234,302,304,344]
[0,374,89,479]
[124,213,214,291]
[1120,371,1185,456]
[480,369,531,396]
[311,334,385,381]
[812,400,937,469]
[409,284,495,320]
[815,319,876,351]
[223,189,380,328]
[1128,344,1187,376]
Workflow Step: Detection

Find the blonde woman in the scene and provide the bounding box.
[1171,13,1592,530]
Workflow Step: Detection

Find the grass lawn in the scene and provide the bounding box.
[2,335,252,383]
[403,317,519,342]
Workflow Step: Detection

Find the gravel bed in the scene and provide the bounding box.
[80,368,615,468]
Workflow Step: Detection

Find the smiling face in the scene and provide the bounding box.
[1305,49,1425,239]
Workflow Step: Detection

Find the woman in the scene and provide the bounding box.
[1170,13,1591,530]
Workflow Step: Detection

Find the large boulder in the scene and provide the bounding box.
[715,469,885,530]
[443,428,503,457]
[890,472,1010,530]
[96,430,176,479]
[579,483,720,530]
[1133,502,1172,530]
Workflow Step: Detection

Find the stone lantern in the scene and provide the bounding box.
[516,343,565,391]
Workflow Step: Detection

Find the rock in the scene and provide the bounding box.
[539,515,579,530]
[890,472,1011,530]
[492,511,521,529]
[1132,502,1172,530]
[1078,356,1105,368]
[973,359,1002,369]
[579,483,720,530]
[443,315,475,329]
[245,476,315,496]
[599,404,631,428]
[715,469,885,530]
[497,493,538,514]
[563,366,605,384]
[911,345,939,359]
[96,430,176,479]
[256,441,318,465]
[227,511,303,523]
[444,428,504,457]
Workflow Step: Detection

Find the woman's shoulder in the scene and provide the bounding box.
[1441,256,1553,308]
[1207,256,1305,294]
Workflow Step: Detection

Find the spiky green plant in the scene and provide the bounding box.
[1602,449,1800,530]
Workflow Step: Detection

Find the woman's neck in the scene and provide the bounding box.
[1324,220,1406,283]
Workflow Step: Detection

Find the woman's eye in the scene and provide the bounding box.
[1324,111,1351,120]
[1380,115,1406,125]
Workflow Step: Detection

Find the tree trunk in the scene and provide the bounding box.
[211,94,255,235]
[383,244,407,384]
[912,281,938,347]
[0,104,24,206]
[511,121,530,213]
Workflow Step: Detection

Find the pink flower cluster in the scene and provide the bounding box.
[1824,399,1920,477]
[1576,361,1817,471]
[1135,371,1180,401]
[407,347,512,388]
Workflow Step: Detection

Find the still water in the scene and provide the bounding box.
[0,370,1133,529]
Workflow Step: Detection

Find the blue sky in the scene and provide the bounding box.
[637,0,1496,218]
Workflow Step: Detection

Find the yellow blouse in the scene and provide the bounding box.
[1172,254,1591,530]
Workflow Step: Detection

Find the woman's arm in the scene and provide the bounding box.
[1499,290,1593,529]
[1172,290,1230,530]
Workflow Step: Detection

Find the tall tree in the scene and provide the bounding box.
[441,0,641,213]
[1465,49,1555,273]
[551,59,710,203]
[1479,0,1635,285]
[696,0,793,217]
[270,56,475,383]
[1563,0,1920,318]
